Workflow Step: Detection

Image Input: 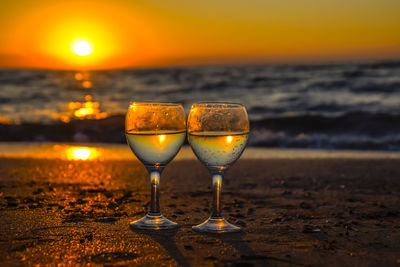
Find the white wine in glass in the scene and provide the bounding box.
[188,102,249,233]
[126,102,186,230]
[126,131,186,166]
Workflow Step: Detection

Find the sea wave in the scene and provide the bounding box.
[0,112,399,150]
[1,60,400,150]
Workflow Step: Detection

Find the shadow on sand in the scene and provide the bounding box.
[196,231,268,266]
[131,227,299,266]
[130,227,190,267]
[195,231,301,266]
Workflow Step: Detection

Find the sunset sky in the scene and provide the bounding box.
[1,0,399,69]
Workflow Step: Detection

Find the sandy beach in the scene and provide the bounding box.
[1,143,400,266]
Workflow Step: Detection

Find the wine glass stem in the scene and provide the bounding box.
[211,173,223,218]
[149,170,161,216]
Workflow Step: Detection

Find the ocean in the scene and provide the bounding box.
[1,61,400,150]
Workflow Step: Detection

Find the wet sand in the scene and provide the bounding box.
[1,144,400,266]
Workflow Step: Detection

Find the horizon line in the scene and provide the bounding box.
[0,57,399,72]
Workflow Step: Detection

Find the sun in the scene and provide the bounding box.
[72,41,92,56]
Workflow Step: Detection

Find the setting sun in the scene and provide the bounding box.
[0,1,399,69]
[73,40,92,56]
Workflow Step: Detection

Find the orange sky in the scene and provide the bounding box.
[1,0,400,69]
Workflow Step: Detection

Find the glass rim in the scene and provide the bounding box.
[128,101,183,107]
[191,102,245,108]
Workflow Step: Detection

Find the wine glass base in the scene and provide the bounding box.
[130,214,178,230]
[192,217,240,233]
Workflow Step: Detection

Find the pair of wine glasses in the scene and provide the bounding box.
[126,102,249,233]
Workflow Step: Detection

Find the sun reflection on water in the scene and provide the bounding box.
[82,80,92,88]
[51,71,109,123]
[52,94,108,123]
[74,71,90,82]
[74,71,92,89]
[71,95,98,118]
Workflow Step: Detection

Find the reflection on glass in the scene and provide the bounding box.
[65,146,101,160]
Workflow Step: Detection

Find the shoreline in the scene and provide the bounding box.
[1,142,400,161]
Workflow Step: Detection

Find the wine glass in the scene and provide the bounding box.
[126,102,186,230]
[187,102,250,233]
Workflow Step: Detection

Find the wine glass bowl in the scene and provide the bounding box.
[187,102,249,233]
[126,102,186,230]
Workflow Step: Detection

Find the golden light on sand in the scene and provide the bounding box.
[66,147,101,160]
[226,136,233,144]
[72,40,92,56]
